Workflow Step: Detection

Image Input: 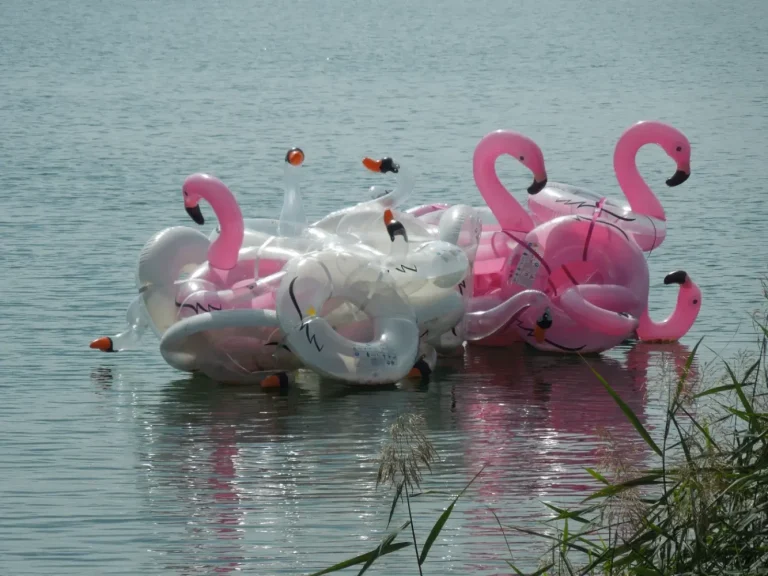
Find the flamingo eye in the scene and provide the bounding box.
[184,190,188,196]
[676,146,682,152]
[519,156,525,161]
[693,298,699,305]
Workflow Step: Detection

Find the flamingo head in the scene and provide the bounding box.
[363,157,400,174]
[182,173,227,226]
[664,270,702,314]
[659,127,691,187]
[497,131,548,195]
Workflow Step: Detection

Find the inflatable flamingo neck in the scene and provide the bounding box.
[636,271,702,341]
[614,121,685,222]
[473,131,542,233]
[183,173,244,271]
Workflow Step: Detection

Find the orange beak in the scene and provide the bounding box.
[383,209,394,225]
[260,375,281,389]
[533,324,546,343]
[407,367,422,378]
[260,372,289,389]
[286,148,305,166]
[363,157,382,172]
[89,336,114,352]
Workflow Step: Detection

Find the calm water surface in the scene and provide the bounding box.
[1,0,767,573]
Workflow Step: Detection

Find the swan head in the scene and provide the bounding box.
[534,306,553,343]
[363,157,400,174]
[664,270,702,313]
[383,209,408,242]
[285,147,305,167]
[182,173,229,226]
[383,209,410,261]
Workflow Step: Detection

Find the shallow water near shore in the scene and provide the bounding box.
[2,0,767,573]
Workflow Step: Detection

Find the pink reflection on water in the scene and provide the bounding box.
[449,342,695,571]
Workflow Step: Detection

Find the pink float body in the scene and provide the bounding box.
[407,126,701,347]
[174,173,286,318]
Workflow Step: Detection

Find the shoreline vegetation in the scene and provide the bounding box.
[310,282,768,575]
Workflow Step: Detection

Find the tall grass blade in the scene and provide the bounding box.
[541,502,592,524]
[585,467,610,485]
[582,471,665,502]
[417,465,485,566]
[489,509,514,559]
[505,562,554,576]
[694,383,741,398]
[356,521,411,576]
[583,356,663,456]
[309,542,411,576]
[386,480,404,529]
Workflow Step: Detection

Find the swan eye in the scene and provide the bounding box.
[676,146,682,152]
[519,156,525,161]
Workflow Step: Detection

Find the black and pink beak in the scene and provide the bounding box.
[185,205,205,225]
[664,270,689,285]
[666,163,690,187]
[527,176,548,195]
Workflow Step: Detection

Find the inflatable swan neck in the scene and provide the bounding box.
[637,270,702,342]
[89,295,148,352]
[362,156,413,209]
[613,121,692,222]
[182,173,244,271]
[278,147,307,237]
[558,284,641,337]
[473,130,544,233]
[465,290,550,341]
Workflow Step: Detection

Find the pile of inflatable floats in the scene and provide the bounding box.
[90,120,702,387]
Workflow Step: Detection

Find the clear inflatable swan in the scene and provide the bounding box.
[90,151,502,385]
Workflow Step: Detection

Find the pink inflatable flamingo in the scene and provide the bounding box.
[472,213,649,352]
[176,174,281,316]
[637,270,702,342]
[456,131,651,352]
[473,129,548,231]
[183,173,245,272]
[526,120,692,252]
[465,130,553,294]
[405,129,547,247]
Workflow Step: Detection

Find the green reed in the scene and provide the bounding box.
[506,283,768,575]
[309,413,485,576]
[310,283,768,575]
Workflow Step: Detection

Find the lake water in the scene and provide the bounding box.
[1,0,767,573]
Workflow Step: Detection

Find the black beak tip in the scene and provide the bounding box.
[386,221,408,243]
[413,357,432,380]
[185,205,205,225]
[527,178,547,195]
[380,157,399,174]
[666,170,690,187]
[664,270,688,285]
